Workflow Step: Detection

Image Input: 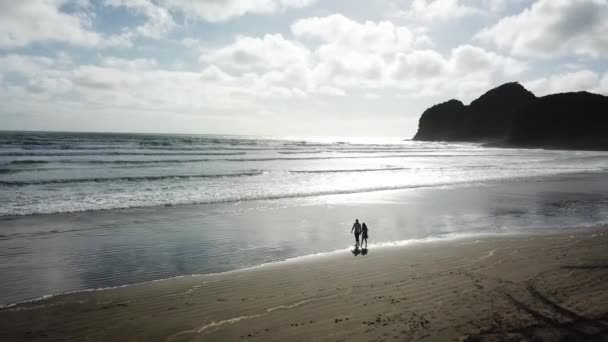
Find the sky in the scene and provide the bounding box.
[0,0,607,137]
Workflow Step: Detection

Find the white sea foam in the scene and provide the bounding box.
[2,134,608,216]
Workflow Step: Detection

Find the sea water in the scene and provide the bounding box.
[1,131,608,305]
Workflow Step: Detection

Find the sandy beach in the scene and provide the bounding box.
[3,0,608,340]
[2,226,608,341]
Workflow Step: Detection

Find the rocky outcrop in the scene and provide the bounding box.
[413,82,537,142]
[507,92,608,150]
[412,83,608,150]
[413,100,467,141]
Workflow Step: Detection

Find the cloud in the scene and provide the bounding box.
[0,54,57,77]
[388,0,533,22]
[28,76,73,94]
[0,14,529,123]
[200,34,310,71]
[364,92,380,100]
[290,14,420,89]
[160,0,316,22]
[401,0,483,21]
[476,0,608,58]
[449,45,527,77]
[100,57,158,70]
[200,65,235,82]
[0,11,555,136]
[389,50,446,79]
[105,0,175,38]
[0,0,102,49]
[292,14,415,55]
[197,15,526,100]
[0,51,311,123]
[524,69,606,96]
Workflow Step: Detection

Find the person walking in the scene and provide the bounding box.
[361,222,369,248]
[351,219,362,247]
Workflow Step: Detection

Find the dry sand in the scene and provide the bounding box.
[2,227,608,341]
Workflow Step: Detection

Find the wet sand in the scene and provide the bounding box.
[2,226,608,341]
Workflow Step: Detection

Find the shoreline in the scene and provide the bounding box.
[1,225,603,309]
[0,230,527,308]
[2,171,608,307]
[2,226,608,341]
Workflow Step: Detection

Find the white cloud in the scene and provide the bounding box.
[524,70,604,96]
[388,0,532,21]
[599,73,608,94]
[28,76,73,94]
[200,34,310,71]
[476,0,608,58]
[292,14,416,55]
[100,57,158,70]
[315,86,347,96]
[160,0,316,22]
[105,0,175,38]
[0,0,102,48]
[290,15,421,89]
[200,65,235,82]
[196,14,527,101]
[389,50,446,80]
[181,38,200,48]
[0,12,532,126]
[403,0,483,21]
[0,52,312,122]
[1,10,576,135]
[0,54,57,77]
[449,45,527,77]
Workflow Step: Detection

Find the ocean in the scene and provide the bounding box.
[1,131,608,305]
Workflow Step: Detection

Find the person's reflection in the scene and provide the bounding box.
[352,246,369,256]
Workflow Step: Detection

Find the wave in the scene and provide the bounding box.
[5,154,477,167]
[2,145,333,152]
[224,154,476,161]
[0,176,540,217]
[290,167,409,173]
[0,151,247,157]
[59,159,214,165]
[9,160,50,165]
[278,151,322,154]
[0,171,263,186]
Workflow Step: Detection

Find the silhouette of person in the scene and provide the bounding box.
[351,219,362,247]
[361,222,369,248]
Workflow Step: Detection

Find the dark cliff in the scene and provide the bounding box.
[413,82,536,142]
[507,92,608,150]
[412,83,608,150]
[413,99,467,141]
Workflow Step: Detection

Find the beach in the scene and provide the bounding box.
[2,226,608,341]
[2,0,608,339]
[2,133,608,341]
